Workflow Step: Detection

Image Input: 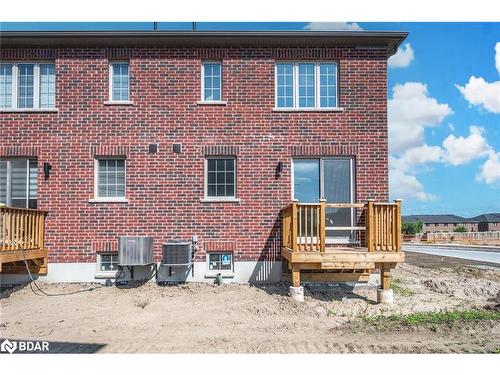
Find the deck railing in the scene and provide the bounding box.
[0,206,48,252]
[281,200,402,252]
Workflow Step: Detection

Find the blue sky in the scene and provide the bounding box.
[1,22,499,216]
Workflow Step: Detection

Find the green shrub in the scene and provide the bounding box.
[402,220,423,235]
[453,226,467,233]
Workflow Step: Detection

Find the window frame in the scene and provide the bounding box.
[0,158,38,209]
[203,156,237,201]
[93,157,128,202]
[0,61,56,110]
[108,61,130,103]
[291,156,355,244]
[274,61,339,110]
[200,61,223,103]
[95,252,119,278]
[207,252,234,274]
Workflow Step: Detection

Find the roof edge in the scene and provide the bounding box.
[0,30,409,57]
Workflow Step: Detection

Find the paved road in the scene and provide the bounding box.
[403,244,500,265]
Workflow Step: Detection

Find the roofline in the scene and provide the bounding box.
[0,30,408,57]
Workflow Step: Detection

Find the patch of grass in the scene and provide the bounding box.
[364,309,500,326]
[390,277,415,297]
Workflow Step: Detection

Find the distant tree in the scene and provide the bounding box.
[402,221,423,235]
[453,226,467,233]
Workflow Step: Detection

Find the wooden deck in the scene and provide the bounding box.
[281,200,404,288]
[0,206,48,274]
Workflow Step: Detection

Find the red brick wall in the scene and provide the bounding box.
[0,46,389,264]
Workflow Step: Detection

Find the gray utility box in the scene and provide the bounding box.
[118,236,154,266]
[162,242,192,266]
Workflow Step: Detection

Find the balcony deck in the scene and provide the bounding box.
[281,200,404,288]
[0,206,48,274]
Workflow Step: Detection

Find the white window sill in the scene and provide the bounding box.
[104,101,134,106]
[204,272,235,279]
[200,198,240,203]
[197,101,227,106]
[0,108,59,113]
[272,107,345,113]
[89,198,129,204]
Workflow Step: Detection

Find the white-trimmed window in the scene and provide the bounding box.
[275,62,338,109]
[208,252,233,272]
[109,61,130,102]
[205,157,236,199]
[0,158,38,209]
[0,62,56,109]
[201,61,222,102]
[94,158,126,199]
[96,252,119,276]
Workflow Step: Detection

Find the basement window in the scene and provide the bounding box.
[208,252,233,272]
[96,252,119,277]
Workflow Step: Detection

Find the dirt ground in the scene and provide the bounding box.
[1,252,499,353]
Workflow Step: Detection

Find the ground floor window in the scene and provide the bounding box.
[94,158,126,199]
[208,252,233,272]
[204,157,236,199]
[96,252,119,276]
[0,158,37,209]
[292,157,355,243]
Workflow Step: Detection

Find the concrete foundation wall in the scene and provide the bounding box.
[0,260,282,285]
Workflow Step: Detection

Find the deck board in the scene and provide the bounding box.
[282,246,405,264]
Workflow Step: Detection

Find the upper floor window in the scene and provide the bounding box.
[109,61,130,102]
[0,62,55,110]
[201,61,222,102]
[275,62,338,109]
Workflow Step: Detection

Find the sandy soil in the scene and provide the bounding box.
[1,255,499,353]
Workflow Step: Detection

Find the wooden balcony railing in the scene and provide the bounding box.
[1,206,48,252]
[281,200,402,253]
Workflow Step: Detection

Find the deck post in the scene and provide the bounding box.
[380,264,391,290]
[377,263,394,304]
[319,199,326,253]
[394,199,402,251]
[290,264,303,302]
[291,263,301,287]
[291,200,298,252]
[366,199,374,251]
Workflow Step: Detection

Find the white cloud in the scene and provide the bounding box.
[303,22,363,31]
[388,82,453,154]
[476,151,500,184]
[390,145,442,172]
[496,42,500,75]
[456,77,500,113]
[388,43,414,68]
[389,169,436,201]
[442,126,492,166]
[456,42,500,113]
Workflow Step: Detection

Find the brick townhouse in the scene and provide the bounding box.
[0,30,407,284]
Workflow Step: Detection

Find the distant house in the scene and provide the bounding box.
[471,213,500,232]
[403,214,478,233]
